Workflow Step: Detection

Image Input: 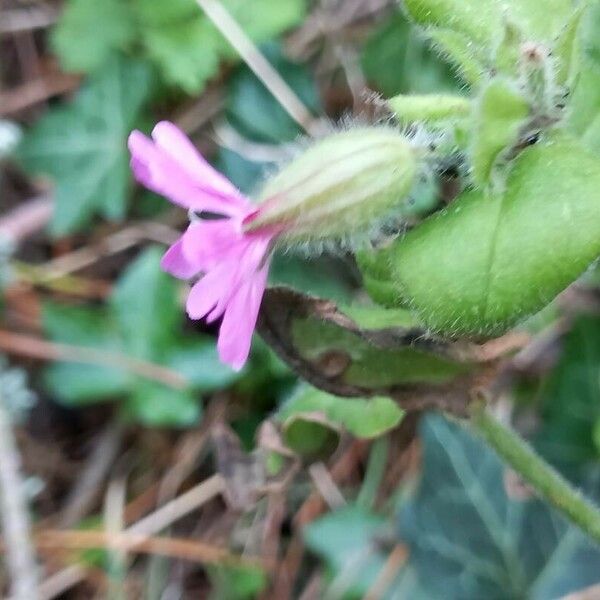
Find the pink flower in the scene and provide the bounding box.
[128,121,277,371]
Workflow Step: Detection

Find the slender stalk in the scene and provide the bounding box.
[470,403,600,545]
[0,393,39,600]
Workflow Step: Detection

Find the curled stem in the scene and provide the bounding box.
[470,402,600,545]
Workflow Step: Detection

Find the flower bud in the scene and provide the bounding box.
[244,127,418,242]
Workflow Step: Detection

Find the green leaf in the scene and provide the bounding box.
[207,564,268,600]
[382,135,600,336]
[361,12,459,97]
[17,57,152,234]
[554,5,585,86]
[278,386,404,439]
[226,43,319,143]
[304,506,391,596]
[51,0,137,73]
[44,363,130,406]
[493,20,524,76]
[292,315,471,389]
[42,303,130,404]
[141,19,221,93]
[471,79,530,186]
[389,93,470,124]
[128,381,201,427]
[534,315,600,479]
[400,414,600,599]
[110,247,180,360]
[404,0,574,52]
[165,338,240,391]
[427,28,486,87]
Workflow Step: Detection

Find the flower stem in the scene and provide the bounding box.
[470,402,600,545]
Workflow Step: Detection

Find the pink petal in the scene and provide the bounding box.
[185,258,241,320]
[152,122,245,201]
[181,219,245,273]
[217,264,269,371]
[128,131,247,217]
[160,238,199,280]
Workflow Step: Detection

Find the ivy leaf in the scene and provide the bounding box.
[17,57,152,235]
[471,78,530,186]
[374,135,600,337]
[400,414,600,599]
[51,0,137,73]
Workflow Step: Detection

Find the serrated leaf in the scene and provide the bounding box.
[165,338,239,391]
[128,381,201,427]
[141,20,221,93]
[110,247,180,360]
[400,414,600,599]
[42,303,131,403]
[381,135,600,336]
[44,363,130,406]
[17,57,152,234]
[472,79,530,186]
[51,0,137,73]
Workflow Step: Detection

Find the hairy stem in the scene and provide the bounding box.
[470,403,600,545]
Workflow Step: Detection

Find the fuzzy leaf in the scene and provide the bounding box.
[427,28,486,87]
[389,93,470,123]
[17,57,152,234]
[380,135,600,336]
[472,79,530,186]
[405,0,574,51]
[360,12,459,96]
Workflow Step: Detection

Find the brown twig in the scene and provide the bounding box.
[60,421,126,528]
[0,74,80,116]
[0,196,54,245]
[0,329,189,390]
[32,529,263,567]
[35,475,226,600]
[195,0,322,136]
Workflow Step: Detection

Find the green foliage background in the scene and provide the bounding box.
[6,0,600,597]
